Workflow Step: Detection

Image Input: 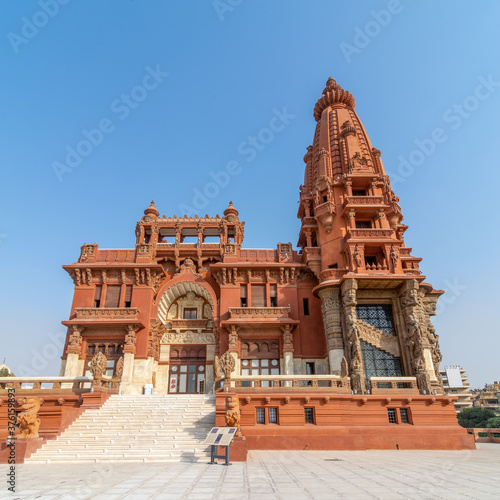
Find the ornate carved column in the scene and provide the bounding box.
[318,287,344,374]
[281,325,294,382]
[63,325,84,378]
[399,279,434,394]
[341,279,365,393]
[120,325,139,394]
[227,325,239,376]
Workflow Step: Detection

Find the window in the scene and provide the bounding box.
[268,407,277,424]
[241,357,279,387]
[352,189,367,196]
[355,220,372,229]
[361,340,402,379]
[256,407,278,424]
[124,285,132,308]
[303,298,310,316]
[400,408,410,424]
[328,263,338,269]
[387,408,397,424]
[256,408,265,424]
[183,308,197,319]
[251,285,266,307]
[304,407,315,424]
[104,285,121,308]
[94,285,102,308]
[306,362,315,375]
[356,304,396,335]
[240,285,247,307]
[270,284,277,307]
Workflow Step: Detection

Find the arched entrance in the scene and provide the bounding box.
[156,279,217,394]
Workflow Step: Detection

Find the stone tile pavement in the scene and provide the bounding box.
[1,443,499,499]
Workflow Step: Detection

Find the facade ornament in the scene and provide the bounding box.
[115,356,124,380]
[16,398,41,438]
[89,351,107,387]
[67,325,84,354]
[74,268,81,286]
[218,350,236,380]
[225,395,242,436]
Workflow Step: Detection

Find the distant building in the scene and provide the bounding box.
[472,381,500,412]
[440,366,473,412]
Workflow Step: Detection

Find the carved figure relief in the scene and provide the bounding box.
[89,351,107,380]
[225,395,242,437]
[218,350,236,379]
[16,398,41,438]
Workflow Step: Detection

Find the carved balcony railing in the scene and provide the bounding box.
[228,307,291,319]
[345,228,394,240]
[239,249,278,262]
[343,195,385,208]
[369,377,419,395]
[225,374,351,393]
[167,319,210,331]
[74,308,140,320]
[96,249,136,262]
[0,376,92,394]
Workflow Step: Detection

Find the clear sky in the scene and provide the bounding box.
[1,0,499,389]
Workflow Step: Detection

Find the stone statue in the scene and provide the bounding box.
[340,356,349,379]
[225,395,241,437]
[218,351,236,380]
[89,351,107,380]
[17,398,41,438]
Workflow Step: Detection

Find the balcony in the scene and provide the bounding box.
[224,307,299,327]
[63,307,143,328]
[369,377,420,395]
[343,195,385,209]
[167,319,210,332]
[229,307,290,319]
[345,228,394,241]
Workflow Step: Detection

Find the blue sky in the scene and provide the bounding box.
[0,0,499,388]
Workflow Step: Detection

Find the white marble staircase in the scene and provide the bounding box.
[26,394,216,463]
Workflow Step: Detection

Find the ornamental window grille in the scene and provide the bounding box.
[356,304,396,335]
[256,408,265,424]
[304,407,315,424]
[361,340,402,379]
[400,408,410,424]
[387,408,397,424]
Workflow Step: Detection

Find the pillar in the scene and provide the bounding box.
[341,279,366,393]
[119,352,135,395]
[318,287,344,374]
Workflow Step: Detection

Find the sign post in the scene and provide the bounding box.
[204,427,237,466]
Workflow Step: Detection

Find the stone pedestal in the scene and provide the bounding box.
[218,436,248,462]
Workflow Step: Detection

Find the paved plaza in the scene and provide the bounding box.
[1,444,499,499]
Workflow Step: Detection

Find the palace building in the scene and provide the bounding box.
[0,78,474,462]
[60,77,444,398]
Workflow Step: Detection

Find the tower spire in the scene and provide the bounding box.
[298,77,420,281]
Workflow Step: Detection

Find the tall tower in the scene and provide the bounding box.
[298,78,444,395]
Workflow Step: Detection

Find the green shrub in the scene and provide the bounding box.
[457,407,495,428]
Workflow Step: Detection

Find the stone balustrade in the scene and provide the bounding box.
[168,319,210,331]
[239,249,277,262]
[369,377,419,394]
[319,268,349,282]
[226,374,351,392]
[467,428,500,443]
[0,377,91,394]
[228,307,291,319]
[74,307,139,320]
[346,228,395,240]
[343,195,385,207]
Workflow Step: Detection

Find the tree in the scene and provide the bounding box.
[457,407,496,428]
[0,368,9,377]
[486,416,500,429]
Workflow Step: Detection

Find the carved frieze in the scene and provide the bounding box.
[161,330,215,344]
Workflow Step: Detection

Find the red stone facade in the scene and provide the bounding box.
[52,77,474,450]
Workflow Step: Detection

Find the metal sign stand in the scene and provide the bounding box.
[204,427,237,466]
[209,443,231,466]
